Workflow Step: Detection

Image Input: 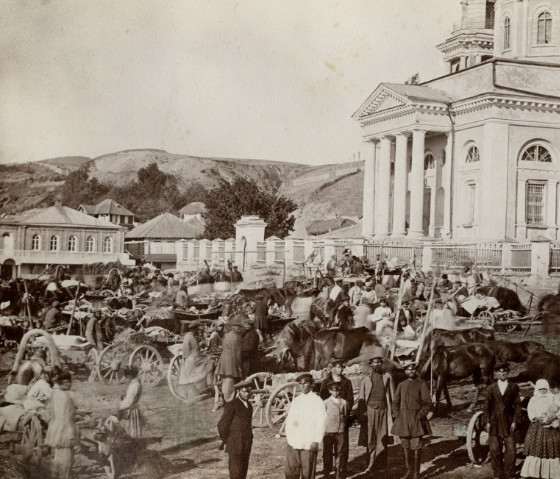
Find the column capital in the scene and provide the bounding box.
[394,131,410,139]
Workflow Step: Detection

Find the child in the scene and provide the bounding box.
[323,381,348,479]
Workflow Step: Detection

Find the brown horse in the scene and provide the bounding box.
[526,350,560,388]
[485,340,544,363]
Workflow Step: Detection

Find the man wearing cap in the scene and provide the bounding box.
[216,316,245,403]
[44,301,63,330]
[285,373,326,479]
[319,360,354,477]
[241,316,260,377]
[323,381,348,479]
[218,379,254,479]
[484,362,522,479]
[392,361,433,479]
[357,352,394,474]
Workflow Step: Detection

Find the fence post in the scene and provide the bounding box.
[501,242,512,274]
[265,237,277,268]
[530,238,551,280]
[284,239,295,269]
[421,240,433,272]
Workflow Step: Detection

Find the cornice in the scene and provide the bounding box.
[359,103,450,127]
[357,87,408,119]
[451,95,560,115]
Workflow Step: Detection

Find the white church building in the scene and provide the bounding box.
[357,0,560,242]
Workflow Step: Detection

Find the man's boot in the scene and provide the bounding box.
[399,448,412,479]
[412,449,422,479]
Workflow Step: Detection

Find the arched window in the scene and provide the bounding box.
[466,145,480,163]
[103,236,113,253]
[520,144,552,163]
[49,235,59,251]
[504,17,511,49]
[537,12,552,44]
[86,236,95,252]
[68,236,77,252]
[31,234,41,251]
[424,152,435,170]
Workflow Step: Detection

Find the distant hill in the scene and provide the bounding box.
[0,150,364,233]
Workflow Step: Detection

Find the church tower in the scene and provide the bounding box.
[437,0,496,72]
[494,1,560,63]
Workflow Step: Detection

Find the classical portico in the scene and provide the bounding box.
[355,83,453,240]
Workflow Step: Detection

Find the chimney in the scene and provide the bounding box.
[54,197,62,206]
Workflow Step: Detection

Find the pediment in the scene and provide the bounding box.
[352,86,410,120]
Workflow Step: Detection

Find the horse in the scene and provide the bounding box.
[303,327,382,370]
[477,285,526,314]
[538,291,560,316]
[484,340,544,363]
[418,342,496,414]
[525,350,560,388]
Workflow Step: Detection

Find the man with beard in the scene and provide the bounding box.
[357,352,394,475]
[391,361,433,479]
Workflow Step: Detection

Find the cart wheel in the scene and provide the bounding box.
[167,354,185,401]
[246,372,273,428]
[466,411,490,465]
[21,415,43,466]
[265,381,301,436]
[97,344,127,384]
[497,312,518,333]
[477,310,495,329]
[128,345,164,387]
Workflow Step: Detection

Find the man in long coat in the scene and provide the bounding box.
[357,353,394,474]
[216,316,245,402]
[485,362,522,479]
[241,318,260,377]
[218,379,254,479]
[391,361,433,479]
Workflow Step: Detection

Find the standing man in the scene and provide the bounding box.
[485,362,522,479]
[218,379,254,479]
[348,281,364,308]
[240,316,260,377]
[231,266,244,283]
[285,373,326,479]
[357,352,394,474]
[392,361,433,479]
[216,315,245,403]
[319,359,354,477]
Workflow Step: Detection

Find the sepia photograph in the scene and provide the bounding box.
[1,1,560,478]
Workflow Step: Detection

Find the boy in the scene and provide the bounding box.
[323,381,348,479]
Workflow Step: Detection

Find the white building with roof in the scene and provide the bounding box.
[0,203,133,279]
[78,198,135,228]
[358,0,560,242]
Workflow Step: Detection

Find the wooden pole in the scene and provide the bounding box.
[66,283,80,335]
[23,280,33,331]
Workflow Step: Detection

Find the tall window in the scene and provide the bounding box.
[68,236,77,252]
[31,234,41,251]
[49,235,59,251]
[526,182,545,225]
[103,236,113,253]
[504,17,511,49]
[537,12,552,44]
[466,183,476,223]
[466,145,480,163]
[424,152,435,170]
[86,236,95,252]
[521,144,552,163]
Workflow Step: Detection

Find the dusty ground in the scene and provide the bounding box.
[1,326,558,479]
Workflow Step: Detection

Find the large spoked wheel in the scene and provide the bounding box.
[246,372,273,428]
[466,411,490,465]
[128,345,164,387]
[21,415,43,466]
[97,344,128,384]
[265,381,300,436]
[167,354,185,401]
[496,311,518,333]
[477,310,495,329]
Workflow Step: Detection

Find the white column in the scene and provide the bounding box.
[362,141,376,237]
[429,183,437,237]
[392,133,408,237]
[408,129,426,238]
[516,179,527,239]
[442,133,453,238]
[547,179,557,238]
[375,137,391,238]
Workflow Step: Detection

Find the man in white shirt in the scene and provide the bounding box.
[348,281,364,308]
[285,373,327,479]
[360,283,377,306]
[367,299,393,333]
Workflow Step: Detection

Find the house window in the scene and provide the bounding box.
[521,144,552,163]
[103,237,113,253]
[86,236,95,252]
[537,12,552,44]
[526,182,546,225]
[504,17,511,49]
[49,235,59,251]
[68,236,77,252]
[424,152,435,170]
[466,183,476,223]
[466,145,480,163]
[31,234,41,251]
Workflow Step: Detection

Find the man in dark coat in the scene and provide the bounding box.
[216,316,245,402]
[253,295,270,342]
[391,361,433,479]
[319,359,354,477]
[231,266,243,282]
[218,379,254,479]
[44,301,63,330]
[484,362,522,479]
[241,318,260,377]
[357,352,394,474]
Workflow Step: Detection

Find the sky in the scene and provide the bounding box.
[0,0,461,166]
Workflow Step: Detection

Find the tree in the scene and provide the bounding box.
[61,165,109,207]
[203,178,297,239]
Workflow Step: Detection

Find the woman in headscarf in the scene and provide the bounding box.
[117,367,143,438]
[521,379,560,479]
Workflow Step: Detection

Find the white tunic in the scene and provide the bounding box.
[285,391,326,450]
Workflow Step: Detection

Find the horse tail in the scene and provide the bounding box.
[303,336,315,371]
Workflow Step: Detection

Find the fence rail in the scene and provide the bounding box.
[509,244,532,272]
[431,243,502,270]
[364,243,423,266]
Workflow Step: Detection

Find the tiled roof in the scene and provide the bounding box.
[8,205,118,229]
[179,202,207,215]
[382,83,455,103]
[125,212,200,239]
[94,199,134,216]
[79,204,96,215]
